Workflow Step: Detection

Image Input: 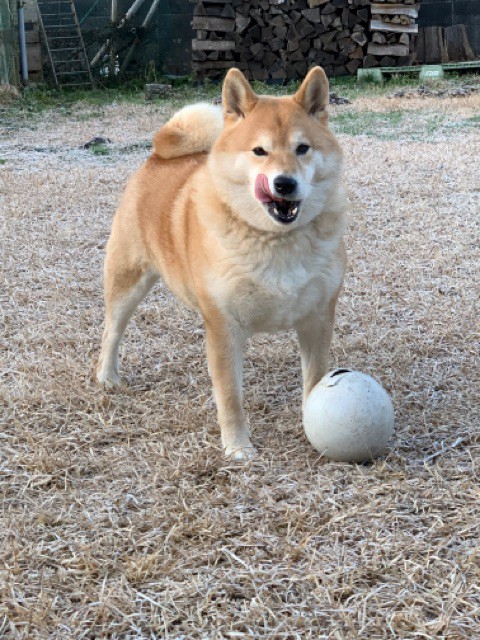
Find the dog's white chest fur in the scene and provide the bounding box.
[211,225,343,334]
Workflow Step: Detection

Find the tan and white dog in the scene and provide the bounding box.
[97,67,348,459]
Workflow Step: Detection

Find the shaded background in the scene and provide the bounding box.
[419,0,480,55]
[69,0,480,77]
[75,0,193,75]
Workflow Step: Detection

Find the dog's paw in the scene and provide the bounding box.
[97,369,121,389]
[224,445,256,461]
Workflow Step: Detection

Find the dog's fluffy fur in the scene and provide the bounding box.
[97,67,348,459]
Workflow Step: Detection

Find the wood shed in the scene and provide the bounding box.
[2,0,480,86]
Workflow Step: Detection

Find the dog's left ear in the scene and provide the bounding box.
[294,66,329,119]
[222,68,258,121]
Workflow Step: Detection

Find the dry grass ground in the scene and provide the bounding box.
[1,82,479,639]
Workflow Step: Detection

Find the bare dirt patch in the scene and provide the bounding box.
[1,92,479,639]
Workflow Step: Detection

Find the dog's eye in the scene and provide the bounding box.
[252,147,268,156]
[296,144,310,156]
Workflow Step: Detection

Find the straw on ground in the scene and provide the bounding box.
[1,86,479,639]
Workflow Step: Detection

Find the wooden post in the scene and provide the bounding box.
[91,0,149,68]
[109,0,118,77]
[119,0,162,75]
[0,0,20,85]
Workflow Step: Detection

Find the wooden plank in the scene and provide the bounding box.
[371,4,418,18]
[192,16,234,32]
[192,39,235,51]
[25,30,40,44]
[24,1,39,22]
[367,42,409,56]
[423,26,448,64]
[415,26,425,63]
[370,19,418,34]
[27,45,42,72]
[192,60,233,69]
[444,24,474,62]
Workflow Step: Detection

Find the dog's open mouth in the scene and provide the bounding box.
[254,174,301,225]
[266,199,300,224]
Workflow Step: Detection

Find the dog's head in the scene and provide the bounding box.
[209,67,344,233]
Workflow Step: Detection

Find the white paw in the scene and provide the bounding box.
[224,445,256,461]
[97,368,121,389]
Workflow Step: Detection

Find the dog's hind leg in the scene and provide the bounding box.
[97,244,158,388]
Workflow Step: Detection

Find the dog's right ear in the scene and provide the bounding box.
[222,68,258,121]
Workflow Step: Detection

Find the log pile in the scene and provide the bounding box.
[191,0,375,81]
[365,1,419,68]
[192,0,236,79]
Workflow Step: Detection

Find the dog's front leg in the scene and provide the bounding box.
[204,318,253,460]
[296,298,338,404]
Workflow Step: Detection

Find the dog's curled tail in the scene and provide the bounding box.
[153,103,223,160]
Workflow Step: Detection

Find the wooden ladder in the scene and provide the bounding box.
[36,0,94,88]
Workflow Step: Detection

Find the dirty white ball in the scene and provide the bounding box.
[304,369,394,462]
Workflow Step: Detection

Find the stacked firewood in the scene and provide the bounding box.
[191,0,374,81]
[365,1,419,67]
[192,0,236,79]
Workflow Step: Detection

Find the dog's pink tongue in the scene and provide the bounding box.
[255,174,281,203]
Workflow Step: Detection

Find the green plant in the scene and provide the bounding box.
[465,114,480,126]
[88,142,110,156]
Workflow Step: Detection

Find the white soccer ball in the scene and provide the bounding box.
[303,369,395,462]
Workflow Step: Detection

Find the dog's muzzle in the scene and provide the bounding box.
[254,174,301,225]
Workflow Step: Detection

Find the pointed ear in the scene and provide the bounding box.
[294,66,329,118]
[222,68,258,120]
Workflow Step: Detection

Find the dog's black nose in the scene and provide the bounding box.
[274,175,297,196]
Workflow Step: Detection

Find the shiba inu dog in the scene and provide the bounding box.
[97,67,347,459]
